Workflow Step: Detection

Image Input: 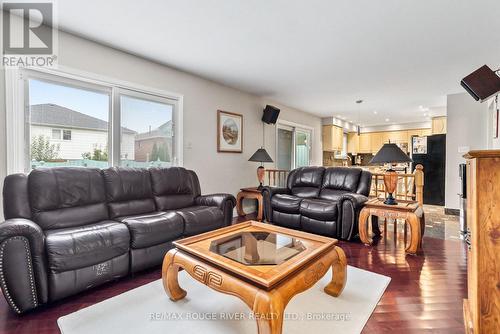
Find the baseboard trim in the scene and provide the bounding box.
[444,208,460,216]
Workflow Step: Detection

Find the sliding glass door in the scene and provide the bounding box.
[295,129,311,167]
[276,123,312,170]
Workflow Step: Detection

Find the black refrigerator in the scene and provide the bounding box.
[411,134,446,205]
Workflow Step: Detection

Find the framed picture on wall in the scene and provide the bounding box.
[217,110,243,153]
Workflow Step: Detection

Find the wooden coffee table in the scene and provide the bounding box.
[162,221,347,334]
[358,198,425,255]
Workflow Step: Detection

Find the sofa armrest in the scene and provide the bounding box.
[195,194,236,226]
[0,218,48,313]
[337,193,369,240]
[261,187,290,223]
[339,193,369,210]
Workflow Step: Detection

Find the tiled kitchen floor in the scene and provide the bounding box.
[383,205,462,241]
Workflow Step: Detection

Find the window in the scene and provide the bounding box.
[63,130,72,141]
[51,129,61,140]
[276,123,312,170]
[6,69,182,172]
[28,78,110,169]
[120,93,175,168]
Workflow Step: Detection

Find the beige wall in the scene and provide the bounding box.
[0,31,322,220]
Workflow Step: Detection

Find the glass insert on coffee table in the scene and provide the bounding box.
[209,231,306,265]
[162,221,347,334]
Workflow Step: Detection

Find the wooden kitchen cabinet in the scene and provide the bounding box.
[358,133,372,153]
[346,128,432,154]
[347,133,359,154]
[432,116,447,134]
[370,132,383,153]
[322,125,343,151]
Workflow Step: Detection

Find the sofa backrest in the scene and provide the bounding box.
[320,167,372,200]
[102,167,156,219]
[356,170,372,196]
[28,167,109,230]
[149,167,201,210]
[286,167,325,198]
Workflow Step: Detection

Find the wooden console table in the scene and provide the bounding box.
[236,187,263,221]
[358,198,425,255]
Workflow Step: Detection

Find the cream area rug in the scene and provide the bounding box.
[58,266,390,334]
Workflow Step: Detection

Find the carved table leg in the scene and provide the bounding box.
[405,214,422,255]
[253,291,285,334]
[420,212,426,237]
[358,208,372,245]
[324,246,347,297]
[256,195,263,221]
[372,215,382,236]
[162,249,187,301]
[236,191,246,216]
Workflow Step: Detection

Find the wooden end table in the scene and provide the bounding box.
[162,221,347,334]
[358,198,425,255]
[237,187,264,221]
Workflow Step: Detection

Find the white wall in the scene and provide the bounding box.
[445,92,489,210]
[0,31,322,220]
[487,99,500,149]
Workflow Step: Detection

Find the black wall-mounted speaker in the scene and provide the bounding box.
[460,65,500,102]
[262,105,280,124]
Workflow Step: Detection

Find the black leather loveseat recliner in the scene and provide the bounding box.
[0,166,235,314]
[262,166,371,241]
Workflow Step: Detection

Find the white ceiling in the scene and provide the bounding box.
[56,0,500,126]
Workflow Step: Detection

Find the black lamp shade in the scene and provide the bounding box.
[249,148,273,163]
[370,143,413,164]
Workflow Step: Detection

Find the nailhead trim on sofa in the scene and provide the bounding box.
[0,236,38,313]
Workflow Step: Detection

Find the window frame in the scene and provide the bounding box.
[5,67,183,173]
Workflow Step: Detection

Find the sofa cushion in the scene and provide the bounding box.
[28,167,109,229]
[102,167,156,219]
[176,206,224,236]
[271,194,302,214]
[301,216,337,237]
[299,198,338,221]
[322,167,362,192]
[45,221,130,272]
[318,189,348,201]
[287,167,325,198]
[149,167,199,210]
[118,212,184,249]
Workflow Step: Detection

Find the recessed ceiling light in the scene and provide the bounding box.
[423,113,428,116]
[419,105,424,110]
[385,118,390,122]
[373,110,378,114]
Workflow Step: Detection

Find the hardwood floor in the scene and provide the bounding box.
[0,214,467,334]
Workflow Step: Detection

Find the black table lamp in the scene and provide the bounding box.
[370,143,413,205]
[248,148,273,189]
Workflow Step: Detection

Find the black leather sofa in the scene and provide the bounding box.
[262,166,371,240]
[0,167,235,314]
